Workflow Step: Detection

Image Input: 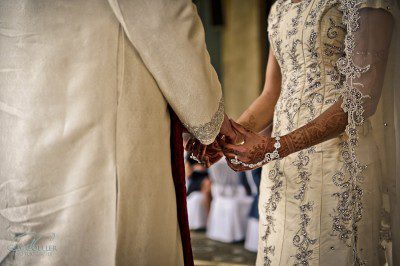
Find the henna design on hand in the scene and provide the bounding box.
[247,139,273,162]
[220,120,279,171]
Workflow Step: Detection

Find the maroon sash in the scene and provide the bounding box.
[169,107,194,266]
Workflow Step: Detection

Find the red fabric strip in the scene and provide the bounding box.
[169,107,194,266]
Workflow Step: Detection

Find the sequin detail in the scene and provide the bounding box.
[331,0,394,264]
[292,150,318,265]
[263,0,380,264]
[261,159,284,266]
[183,98,224,145]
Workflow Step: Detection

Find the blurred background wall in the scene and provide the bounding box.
[193,0,273,119]
[187,2,275,264]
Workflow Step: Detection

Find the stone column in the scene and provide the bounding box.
[221,0,264,119]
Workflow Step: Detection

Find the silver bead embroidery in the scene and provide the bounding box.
[292,150,317,265]
[261,158,284,266]
[327,18,346,39]
[330,0,387,263]
[263,0,377,264]
[183,98,224,145]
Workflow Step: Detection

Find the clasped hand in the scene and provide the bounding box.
[185,120,278,171]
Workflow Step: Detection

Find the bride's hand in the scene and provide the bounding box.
[219,120,280,172]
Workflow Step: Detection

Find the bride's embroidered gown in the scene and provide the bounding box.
[257,0,393,265]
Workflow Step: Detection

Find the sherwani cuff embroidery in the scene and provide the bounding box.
[183,98,224,145]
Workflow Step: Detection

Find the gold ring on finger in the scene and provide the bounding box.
[234,136,245,146]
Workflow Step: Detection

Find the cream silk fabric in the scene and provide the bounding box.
[0,0,222,265]
[257,0,394,265]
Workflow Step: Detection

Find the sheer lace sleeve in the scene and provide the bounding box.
[340,3,394,120]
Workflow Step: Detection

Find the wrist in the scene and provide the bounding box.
[278,135,293,158]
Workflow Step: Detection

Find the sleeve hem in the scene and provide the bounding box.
[183,98,225,145]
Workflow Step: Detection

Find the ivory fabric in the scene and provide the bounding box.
[257,0,393,265]
[370,2,400,264]
[0,0,222,265]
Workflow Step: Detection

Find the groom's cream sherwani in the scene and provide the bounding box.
[0,0,223,265]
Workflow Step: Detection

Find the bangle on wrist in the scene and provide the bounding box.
[278,135,292,158]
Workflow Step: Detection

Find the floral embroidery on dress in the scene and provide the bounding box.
[262,0,388,264]
[327,17,347,39]
[291,149,318,265]
[261,159,284,265]
[330,1,381,264]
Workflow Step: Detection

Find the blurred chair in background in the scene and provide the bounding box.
[244,168,262,252]
[186,156,212,230]
[206,159,253,243]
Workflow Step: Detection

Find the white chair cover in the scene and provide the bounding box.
[206,160,253,242]
[244,217,259,252]
[244,171,260,252]
[187,191,208,230]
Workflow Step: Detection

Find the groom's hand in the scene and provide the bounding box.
[185,114,239,168]
[185,137,223,168]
